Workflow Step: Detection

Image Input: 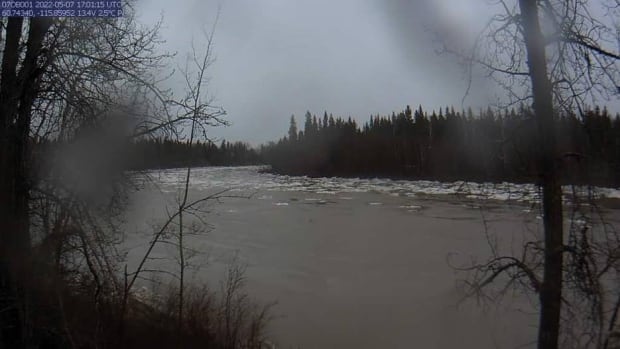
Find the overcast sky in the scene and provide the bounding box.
[134,0,616,145]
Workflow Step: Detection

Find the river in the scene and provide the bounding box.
[124,166,620,349]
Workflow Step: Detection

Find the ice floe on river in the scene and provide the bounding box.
[140,166,620,204]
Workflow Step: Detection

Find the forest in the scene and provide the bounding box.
[261,105,620,186]
[129,139,261,169]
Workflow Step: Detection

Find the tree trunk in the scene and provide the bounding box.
[0,17,26,347]
[0,17,52,348]
[517,1,564,349]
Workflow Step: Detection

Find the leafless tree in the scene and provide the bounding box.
[0,3,238,347]
[445,1,619,349]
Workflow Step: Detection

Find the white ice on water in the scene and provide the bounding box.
[144,166,620,204]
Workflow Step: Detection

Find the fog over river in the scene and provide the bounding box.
[124,166,620,349]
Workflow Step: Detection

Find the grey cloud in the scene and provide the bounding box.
[137,0,497,145]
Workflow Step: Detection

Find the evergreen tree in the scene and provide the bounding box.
[262,105,620,186]
[288,115,298,142]
[304,111,313,139]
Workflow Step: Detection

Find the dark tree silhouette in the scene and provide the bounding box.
[444,1,620,348]
[125,138,260,170]
[288,115,297,143]
[0,9,232,348]
[262,105,620,187]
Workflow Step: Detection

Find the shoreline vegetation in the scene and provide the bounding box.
[128,104,620,189]
[261,105,620,187]
[129,139,262,170]
[0,11,274,348]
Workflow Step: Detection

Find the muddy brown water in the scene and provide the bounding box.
[123,167,620,349]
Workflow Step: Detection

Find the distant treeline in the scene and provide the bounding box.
[131,139,261,169]
[261,105,620,186]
